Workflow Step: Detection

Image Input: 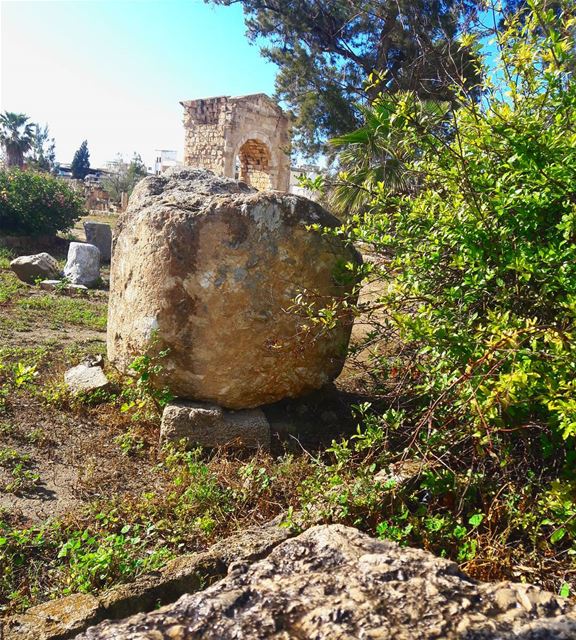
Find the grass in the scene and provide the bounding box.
[0,248,107,336]
[0,249,26,304]
[0,447,40,494]
[16,295,107,330]
[0,248,14,270]
[0,272,26,305]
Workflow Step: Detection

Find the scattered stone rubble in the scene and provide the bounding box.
[160,400,270,449]
[83,222,112,262]
[9,252,60,283]
[39,280,88,293]
[64,356,109,395]
[107,168,360,410]
[77,524,576,639]
[64,242,101,287]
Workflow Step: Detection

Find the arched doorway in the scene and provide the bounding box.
[235,139,272,191]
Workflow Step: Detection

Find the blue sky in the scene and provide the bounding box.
[0,0,277,169]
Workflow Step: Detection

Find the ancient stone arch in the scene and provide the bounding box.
[180,93,291,191]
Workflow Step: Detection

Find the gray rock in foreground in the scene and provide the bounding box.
[83,222,112,262]
[64,242,101,287]
[161,400,271,449]
[10,252,60,283]
[79,524,576,639]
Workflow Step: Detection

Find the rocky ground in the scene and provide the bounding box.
[6,522,576,639]
[79,524,576,640]
[3,202,572,638]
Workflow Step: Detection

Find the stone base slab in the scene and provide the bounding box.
[40,280,88,293]
[160,400,271,450]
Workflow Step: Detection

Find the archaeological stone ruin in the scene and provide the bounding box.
[64,242,101,288]
[181,93,291,191]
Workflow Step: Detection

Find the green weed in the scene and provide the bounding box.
[0,448,40,494]
[0,271,26,304]
[16,295,106,330]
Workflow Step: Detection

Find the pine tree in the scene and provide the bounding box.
[28,124,56,172]
[207,0,483,157]
[71,140,90,179]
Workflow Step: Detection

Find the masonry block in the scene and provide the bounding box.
[160,400,271,450]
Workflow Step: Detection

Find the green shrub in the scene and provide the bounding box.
[336,0,576,444]
[0,169,84,235]
[291,0,576,593]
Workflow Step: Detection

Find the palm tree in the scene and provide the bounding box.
[327,93,448,215]
[0,112,35,167]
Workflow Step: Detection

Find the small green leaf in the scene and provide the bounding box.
[551,528,566,544]
[468,513,484,527]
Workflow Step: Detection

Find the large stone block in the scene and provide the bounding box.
[83,221,112,262]
[10,252,60,284]
[160,400,270,449]
[107,168,360,409]
[64,242,100,287]
[77,524,576,640]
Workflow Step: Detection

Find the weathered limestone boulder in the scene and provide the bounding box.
[83,222,112,262]
[64,242,100,287]
[160,400,270,449]
[10,252,60,284]
[107,168,359,409]
[79,524,576,639]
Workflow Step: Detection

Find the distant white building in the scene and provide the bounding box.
[289,164,322,200]
[154,150,180,175]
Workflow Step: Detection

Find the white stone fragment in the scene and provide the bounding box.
[64,242,101,287]
[64,364,109,394]
[39,280,62,291]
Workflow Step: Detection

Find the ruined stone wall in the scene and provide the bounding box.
[237,139,271,190]
[182,97,229,175]
[181,94,290,191]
